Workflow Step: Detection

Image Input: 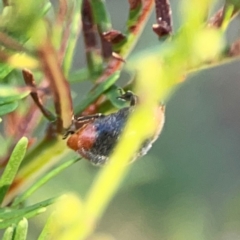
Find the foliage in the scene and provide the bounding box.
[0,0,239,239]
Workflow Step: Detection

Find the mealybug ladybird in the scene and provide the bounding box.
[64,91,165,165]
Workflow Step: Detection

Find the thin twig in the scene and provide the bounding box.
[22,69,56,122]
[90,0,113,60]
[0,32,26,52]
[82,0,101,75]
[2,0,9,6]
[56,0,68,25]
[59,23,71,65]
[82,0,97,50]
[38,38,73,132]
[99,32,112,60]
[0,50,10,62]
[58,2,74,65]
[152,0,172,37]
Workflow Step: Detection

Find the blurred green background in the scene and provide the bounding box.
[27,0,240,239]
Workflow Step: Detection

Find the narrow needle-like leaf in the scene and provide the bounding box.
[37,212,55,240]
[2,225,15,240]
[0,197,58,229]
[75,71,120,113]
[13,218,28,240]
[12,158,80,207]
[0,137,28,205]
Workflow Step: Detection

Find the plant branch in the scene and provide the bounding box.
[94,0,155,85]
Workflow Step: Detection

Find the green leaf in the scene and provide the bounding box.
[75,71,120,113]
[0,137,28,205]
[227,0,240,8]
[12,158,80,207]
[13,218,28,240]
[37,213,55,240]
[0,197,58,229]
[5,0,46,37]
[2,225,15,240]
[127,3,142,29]
[43,2,52,16]
[0,64,13,81]
[0,85,30,105]
[63,0,82,77]
[90,0,112,32]
[0,101,18,116]
[69,68,89,83]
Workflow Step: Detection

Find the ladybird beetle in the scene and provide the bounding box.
[64,90,165,165]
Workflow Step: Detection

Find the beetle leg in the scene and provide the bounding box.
[117,90,138,106]
[62,124,76,139]
[76,113,105,122]
[62,113,105,139]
